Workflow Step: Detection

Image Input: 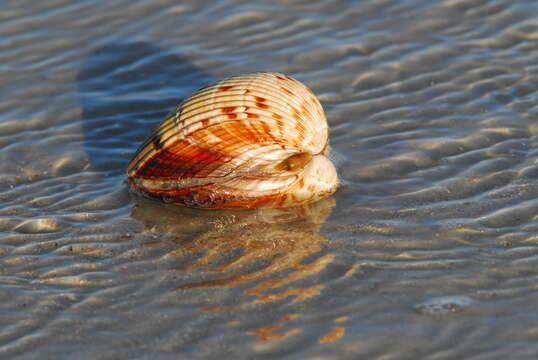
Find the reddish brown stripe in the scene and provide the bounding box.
[276,75,285,80]
[219,86,234,91]
[261,121,272,137]
[256,102,269,109]
[272,113,283,120]
[221,106,236,113]
[254,96,266,102]
[281,87,293,96]
[294,120,305,145]
[247,113,259,119]
[261,120,280,145]
[227,113,237,119]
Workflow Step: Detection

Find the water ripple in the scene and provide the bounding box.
[1,0,538,358]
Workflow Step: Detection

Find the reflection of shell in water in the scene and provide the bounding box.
[127,73,338,209]
[132,195,335,234]
[132,197,336,304]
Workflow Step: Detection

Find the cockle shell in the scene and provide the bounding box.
[126,72,338,209]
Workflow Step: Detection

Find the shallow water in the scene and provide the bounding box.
[1,0,538,358]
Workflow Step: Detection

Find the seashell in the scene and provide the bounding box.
[126,72,338,209]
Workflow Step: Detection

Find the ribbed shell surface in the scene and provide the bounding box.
[127,72,338,209]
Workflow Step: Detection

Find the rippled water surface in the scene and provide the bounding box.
[1,0,538,358]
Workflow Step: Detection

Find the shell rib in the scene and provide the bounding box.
[127,72,338,209]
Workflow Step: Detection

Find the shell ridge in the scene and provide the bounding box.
[195,79,319,121]
[133,170,297,206]
[191,142,293,181]
[178,99,325,153]
[181,93,321,137]
[178,74,326,150]
[132,134,230,180]
[166,117,296,153]
[134,115,291,172]
[179,101,301,134]
[180,89,311,124]
[185,79,305,109]
[137,138,295,182]
[183,76,318,119]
